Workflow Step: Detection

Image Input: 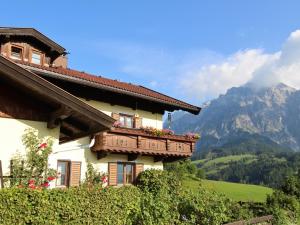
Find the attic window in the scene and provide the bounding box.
[31,51,42,65]
[10,46,23,60]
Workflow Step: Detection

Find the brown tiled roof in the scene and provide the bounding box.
[15,60,200,114]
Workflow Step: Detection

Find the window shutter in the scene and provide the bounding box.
[134,117,143,129]
[70,161,81,187]
[0,160,3,188]
[108,162,117,186]
[135,163,144,180]
[111,112,120,120]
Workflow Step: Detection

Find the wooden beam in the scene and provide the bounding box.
[60,126,74,137]
[64,117,90,132]
[96,151,109,160]
[128,153,139,161]
[47,106,73,129]
[154,155,165,162]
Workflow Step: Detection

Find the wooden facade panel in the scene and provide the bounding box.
[140,138,167,151]
[93,129,196,157]
[106,134,137,149]
[0,81,50,121]
[70,161,81,187]
[169,141,191,153]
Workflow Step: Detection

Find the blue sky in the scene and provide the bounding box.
[2,1,300,105]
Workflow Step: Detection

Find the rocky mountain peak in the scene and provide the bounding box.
[169,83,300,152]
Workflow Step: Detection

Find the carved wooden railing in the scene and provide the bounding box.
[91,127,197,160]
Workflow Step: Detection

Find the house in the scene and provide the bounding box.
[0,27,201,188]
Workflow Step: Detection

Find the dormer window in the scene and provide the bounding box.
[10,46,23,60]
[31,51,43,65]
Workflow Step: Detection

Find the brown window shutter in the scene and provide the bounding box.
[108,162,117,186]
[0,160,3,188]
[111,112,120,120]
[70,161,81,187]
[135,163,144,180]
[134,117,143,129]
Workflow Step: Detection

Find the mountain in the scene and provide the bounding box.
[169,83,300,156]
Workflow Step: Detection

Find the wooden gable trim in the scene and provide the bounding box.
[0,27,65,54]
[0,56,115,142]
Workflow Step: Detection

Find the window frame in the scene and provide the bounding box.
[30,48,44,65]
[117,162,135,185]
[10,45,24,61]
[119,113,134,128]
[56,160,71,187]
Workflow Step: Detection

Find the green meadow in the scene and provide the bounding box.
[183,176,273,202]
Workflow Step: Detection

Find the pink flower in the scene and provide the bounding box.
[101,176,108,183]
[38,143,47,149]
[113,121,122,128]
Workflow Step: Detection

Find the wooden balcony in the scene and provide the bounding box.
[91,127,197,162]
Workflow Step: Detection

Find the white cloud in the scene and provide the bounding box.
[180,49,273,102]
[181,29,300,102]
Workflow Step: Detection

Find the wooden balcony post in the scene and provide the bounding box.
[166,139,171,151]
[191,142,195,152]
[137,136,142,149]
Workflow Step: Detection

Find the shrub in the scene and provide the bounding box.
[83,162,107,188]
[135,169,181,196]
[0,186,141,225]
[10,128,56,189]
[196,169,206,179]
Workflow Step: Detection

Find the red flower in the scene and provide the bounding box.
[42,182,50,188]
[28,183,36,189]
[29,179,35,184]
[39,143,47,149]
[101,176,108,183]
[47,176,56,181]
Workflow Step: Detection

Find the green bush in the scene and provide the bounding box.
[0,169,268,225]
[0,186,141,225]
[196,169,206,179]
[136,169,181,196]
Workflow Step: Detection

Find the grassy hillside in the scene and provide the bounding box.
[193,154,256,176]
[183,176,273,202]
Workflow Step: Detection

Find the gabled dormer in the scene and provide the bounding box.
[0,27,67,68]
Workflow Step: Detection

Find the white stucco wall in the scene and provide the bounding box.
[0,117,163,188]
[0,118,60,187]
[56,137,163,181]
[81,99,163,129]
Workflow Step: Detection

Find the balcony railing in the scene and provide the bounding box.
[91,127,197,161]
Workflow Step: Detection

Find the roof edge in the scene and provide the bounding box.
[20,63,201,115]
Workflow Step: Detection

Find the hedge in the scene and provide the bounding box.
[0,170,265,225]
[0,186,141,225]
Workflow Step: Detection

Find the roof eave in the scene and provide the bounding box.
[0,56,115,142]
[20,64,201,115]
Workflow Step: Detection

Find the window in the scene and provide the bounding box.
[31,51,42,65]
[56,161,70,187]
[119,114,133,128]
[117,162,134,185]
[10,46,23,60]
